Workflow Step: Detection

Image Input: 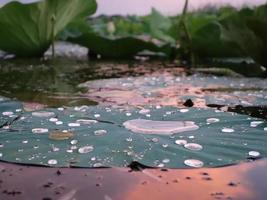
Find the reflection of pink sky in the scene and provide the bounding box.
[96,0,267,15]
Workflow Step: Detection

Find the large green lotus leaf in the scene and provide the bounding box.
[0,0,97,57]
[65,22,175,59]
[1,98,267,169]
[220,4,267,67]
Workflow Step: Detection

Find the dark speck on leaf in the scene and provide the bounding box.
[183,99,194,107]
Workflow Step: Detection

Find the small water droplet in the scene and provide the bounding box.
[55,121,63,125]
[184,159,204,168]
[152,138,159,143]
[126,138,133,142]
[93,163,103,167]
[48,159,58,165]
[222,128,234,133]
[22,140,28,144]
[162,159,170,163]
[94,130,107,136]
[248,151,260,157]
[2,111,14,116]
[175,140,187,145]
[157,163,164,168]
[32,128,49,134]
[76,119,98,124]
[250,121,264,127]
[180,109,189,113]
[184,143,203,151]
[206,118,220,123]
[57,107,64,111]
[126,112,132,116]
[139,109,150,114]
[32,111,55,118]
[94,114,101,118]
[0,153,3,157]
[68,123,80,127]
[78,146,94,154]
[49,118,58,122]
[162,144,168,148]
[264,127,267,131]
[70,140,78,145]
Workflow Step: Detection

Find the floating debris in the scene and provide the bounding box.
[184,159,204,168]
[184,143,203,151]
[32,128,49,134]
[49,131,74,140]
[78,145,94,154]
[123,119,199,135]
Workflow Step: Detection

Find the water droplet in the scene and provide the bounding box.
[221,128,234,133]
[180,109,189,113]
[68,123,80,127]
[123,119,199,135]
[70,140,78,145]
[94,114,101,118]
[162,144,168,148]
[156,105,161,109]
[32,111,55,118]
[94,130,107,136]
[78,146,94,154]
[0,144,4,148]
[206,118,220,123]
[152,138,159,143]
[157,163,164,168]
[2,111,14,116]
[126,138,133,142]
[0,153,3,157]
[48,159,58,165]
[49,118,58,122]
[22,140,28,144]
[264,127,267,131]
[184,143,203,151]
[139,109,150,114]
[250,121,264,127]
[93,163,103,167]
[162,159,170,163]
[248,151,260,157]
[55,121,63,125]
[91,157,96,161]
[126,112,132,116]
[32,128,49,134]
[184,159,204,168]
[57,107,64,111]
[76,119,98,125]
[175,140,187,145]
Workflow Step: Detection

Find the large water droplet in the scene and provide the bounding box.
[184,159,204,168]
[184,143,203,151]
[123,119,199,135]
[78,146,94,154]
[32,128,49,134]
